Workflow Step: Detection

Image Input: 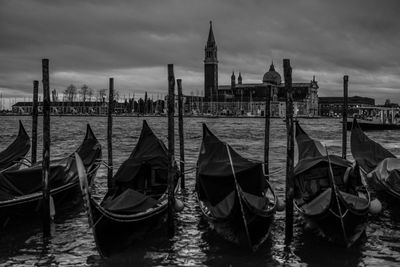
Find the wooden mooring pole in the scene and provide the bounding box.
[264,85,271,177]
[167,64,175,237]
[107,78,114,189]
[177,79,185,189]
[32,80,39,164]
[284,59,294,245]
[342,75,348,159]
[41,59,51,236]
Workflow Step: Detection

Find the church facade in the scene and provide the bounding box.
[204,22,319,117]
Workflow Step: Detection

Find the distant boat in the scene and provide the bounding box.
[346,107,400,130]
[0,121,30,172]
[196,124,277,251]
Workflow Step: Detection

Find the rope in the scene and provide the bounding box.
[326,147,348,244]
[226,144,253,251]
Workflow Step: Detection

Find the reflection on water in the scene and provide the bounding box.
[0,116,400,266]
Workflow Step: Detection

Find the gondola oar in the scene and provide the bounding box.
[226,144,253,251]
[325,147,349,245]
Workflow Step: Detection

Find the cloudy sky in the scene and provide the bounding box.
[1,0,399,107]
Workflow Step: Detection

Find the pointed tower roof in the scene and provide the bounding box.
[207,21,216,44]
[269,61,275,72]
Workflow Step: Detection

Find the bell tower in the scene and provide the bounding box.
[204,21,218,101]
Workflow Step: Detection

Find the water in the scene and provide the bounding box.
[1,116,400,266]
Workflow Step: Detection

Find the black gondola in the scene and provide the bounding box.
[294,122,370,247]
[76,120,179,258]
[351,118,400,201]
[0,124,101,227]
[195,124,276,251]
[0,121,30,172]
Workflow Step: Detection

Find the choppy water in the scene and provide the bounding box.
[1,116,400,266]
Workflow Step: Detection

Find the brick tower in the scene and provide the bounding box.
[204,21,218,101]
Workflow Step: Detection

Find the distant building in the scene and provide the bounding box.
[12,101,129,115]
[318,96,375,117]
[204,22,319,117]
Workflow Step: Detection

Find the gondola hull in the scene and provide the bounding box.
[0,121,30,172]
[0,170,98,227]
[297,195,368,246]
[0,124,101,228]
[351,118,400,203]
[88,197,168,257]
[199,197,273,251]
[361,170,400,202]
[294,121,370,246]
[77,120,179,258]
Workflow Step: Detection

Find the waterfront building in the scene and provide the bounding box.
[203,22,319,117]
[12,101,129,115]
[318,96,375,117]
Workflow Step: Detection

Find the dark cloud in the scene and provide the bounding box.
[1,0,400,106]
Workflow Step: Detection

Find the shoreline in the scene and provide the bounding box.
[0,113,332,119]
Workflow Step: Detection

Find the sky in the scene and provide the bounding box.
[1,0,400,108]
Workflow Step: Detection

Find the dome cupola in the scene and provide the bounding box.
[262,62,281,85]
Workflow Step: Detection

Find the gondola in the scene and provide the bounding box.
[293,122,370,247]
[0,120,30,172]
[0,124,102,227]
[195,124,276,251]
[76,120,179,258]
[351,118,400,201]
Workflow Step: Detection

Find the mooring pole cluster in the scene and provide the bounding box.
[284,59,294,245]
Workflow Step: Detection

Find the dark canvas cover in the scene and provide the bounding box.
[294,122,351,176]
[102,188,158,214]
[112,120,171,185]
[351,118,395,173]
[0,121,30,171]
[0,124,101,200]
[102,120,174,213]
[196,124,266,207]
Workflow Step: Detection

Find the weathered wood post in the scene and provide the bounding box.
[284,59,294,245]
[264,85,271,177]
[41,58,51,236]
[32,80,39,164]
[177,79,185,189]
[342,75,348,159]
[107,78,114,189]
[167,64,175,236]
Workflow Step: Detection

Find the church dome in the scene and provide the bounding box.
[262,63,281,85]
